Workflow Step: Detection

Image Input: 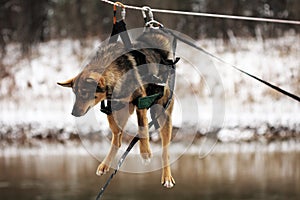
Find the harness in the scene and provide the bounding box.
[99,50,148,115]
[99,5,180,117]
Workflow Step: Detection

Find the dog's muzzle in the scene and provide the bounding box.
[71,106,91,117]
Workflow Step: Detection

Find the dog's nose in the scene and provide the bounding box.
[71,108,82,117]
[71,111,80,117]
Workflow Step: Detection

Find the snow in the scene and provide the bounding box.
[0,33,299,154]
[218,129,254,142]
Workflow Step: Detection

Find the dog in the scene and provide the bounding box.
[58,30,176,188]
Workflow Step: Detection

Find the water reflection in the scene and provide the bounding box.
[0,152,299,200]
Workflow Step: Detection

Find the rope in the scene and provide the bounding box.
[101,0,300,25]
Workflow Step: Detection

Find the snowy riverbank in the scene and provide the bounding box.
[0,34,299,153]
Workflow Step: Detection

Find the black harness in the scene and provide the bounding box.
[100,19,179,116]
[99,49,148,115]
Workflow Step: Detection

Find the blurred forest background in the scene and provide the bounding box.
[0,0,299,57]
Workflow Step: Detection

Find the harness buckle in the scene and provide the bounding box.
[100,100,112,115]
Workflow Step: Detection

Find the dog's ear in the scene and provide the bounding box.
[57,78,74,88]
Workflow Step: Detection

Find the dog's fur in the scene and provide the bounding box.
[58,31,176,188]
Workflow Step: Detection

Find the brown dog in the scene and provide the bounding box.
[58,30,176,188]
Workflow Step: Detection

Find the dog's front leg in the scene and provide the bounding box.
[96,115,122,176]
[136,109,152,163]
[96,104,133,176]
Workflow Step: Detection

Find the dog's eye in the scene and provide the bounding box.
[81,91,89,99]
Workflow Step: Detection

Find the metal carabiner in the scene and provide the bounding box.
[142,6,154,23]
[145,20,164,29]
[141,6,163,29]
[113,2,126,24]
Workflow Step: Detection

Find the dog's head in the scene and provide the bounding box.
[58,71,106,117]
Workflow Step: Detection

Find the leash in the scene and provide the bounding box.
[160,28,300,103]
[102,1,300,103]
[96,134,139,200]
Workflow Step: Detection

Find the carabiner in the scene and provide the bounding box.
[141,6,163,29]
[113,2,126,24]
[142,6,154,23]
[145,20,164,29]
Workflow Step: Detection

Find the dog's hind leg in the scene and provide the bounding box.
[160,114,175,188]
[155,101,175,188]
[96,104,133,176]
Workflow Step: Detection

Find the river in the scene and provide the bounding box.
[0,152,299,200]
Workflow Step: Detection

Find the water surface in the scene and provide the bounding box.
[0,152,299,200]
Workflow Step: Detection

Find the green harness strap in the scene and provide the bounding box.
[137,92,163,110]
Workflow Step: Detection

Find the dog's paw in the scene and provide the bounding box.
[161,176,175,189]
[141,156,151,165]
[140,148,152,165]
[96,162,110,176]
